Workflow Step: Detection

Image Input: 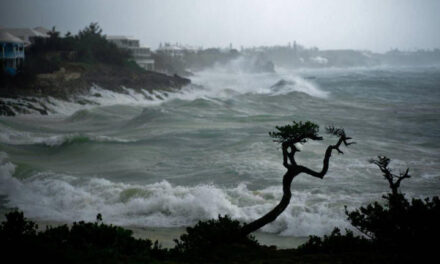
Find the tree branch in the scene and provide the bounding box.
[395,168,411,188]
[369,156,410,195]
[282,142,297,168]
[299,134,353,179]
[242,122,353,235]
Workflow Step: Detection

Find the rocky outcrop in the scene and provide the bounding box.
[0,63,191,116]
[82,64,190,94]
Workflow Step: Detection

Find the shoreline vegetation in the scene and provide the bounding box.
[1,156,439,263]
[30,221,308,249]
[0,23,190,116]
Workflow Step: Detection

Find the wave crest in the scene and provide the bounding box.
[0,154,351,236]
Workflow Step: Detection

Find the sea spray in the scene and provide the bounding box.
[1,70,326,116]
[0,67,439,241]
[0,154,351,236]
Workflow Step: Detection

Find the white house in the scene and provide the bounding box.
[106,35,155,71]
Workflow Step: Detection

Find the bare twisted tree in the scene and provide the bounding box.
[369,156,411,196]
[241,121,354,235]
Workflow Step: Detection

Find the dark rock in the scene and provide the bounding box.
[270,79,295,89]
[0,63,191,116]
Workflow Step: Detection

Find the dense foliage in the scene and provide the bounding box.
[30,23,130,65]
[0,212,270,264]
[298,228,372,254]
[347,194,440,252]
[1,23,135,89]
[296,193,440,262]
[172,215,261,262]
[268,120,322,144]
[297,156,440,263]
[0,211,158,263]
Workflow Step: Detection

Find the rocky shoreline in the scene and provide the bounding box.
[0,63,190,116]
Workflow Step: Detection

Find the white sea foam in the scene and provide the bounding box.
[1,68,328,117]
[0,153,352,236]
[190,68,328,99]
[0,66,438,242]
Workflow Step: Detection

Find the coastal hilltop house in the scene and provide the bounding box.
[0,31,25,75]
[0,26,49,75]
[106,35,155,71]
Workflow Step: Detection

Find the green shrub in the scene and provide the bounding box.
[297,228,371,254]
[346,194,440,253]
[298,156,440,262]
[30,23,131,66]
[0,211,158,263]
[172,215,260,261]
[269,120,322,144]
[0,210,38,239]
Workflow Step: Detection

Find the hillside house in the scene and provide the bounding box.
[107,36,155,71]
[0,31,25,75]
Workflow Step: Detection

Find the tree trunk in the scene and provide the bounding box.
[241,136,350,236]
[241,171,296,235]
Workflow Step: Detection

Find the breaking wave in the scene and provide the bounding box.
[2,67,438,241]
[2,70,328,116]
[0,152,351,236]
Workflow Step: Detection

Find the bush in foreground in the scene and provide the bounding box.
[298,228,372,255]
[0,211,158,263]
[172,215,263,262]
[298,156,440,263]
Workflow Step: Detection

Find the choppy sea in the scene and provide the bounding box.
[1,64,439,246]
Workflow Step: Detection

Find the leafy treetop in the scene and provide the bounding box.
[269,121,322,144]
[77,22,103,39]
[325,125,346,138]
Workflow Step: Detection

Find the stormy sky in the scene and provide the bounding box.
[1,0,439,52]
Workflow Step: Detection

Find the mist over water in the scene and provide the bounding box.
[1,65,440,237]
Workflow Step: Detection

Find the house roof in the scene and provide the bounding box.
[0,28,49,39]
[0,31,25,43]
[34,26,50,35]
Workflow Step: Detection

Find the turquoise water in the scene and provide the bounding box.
[1,66,439,238]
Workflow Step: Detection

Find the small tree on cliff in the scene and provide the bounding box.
[242,121,354,235]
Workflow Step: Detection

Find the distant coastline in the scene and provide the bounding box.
[2,23,440,116]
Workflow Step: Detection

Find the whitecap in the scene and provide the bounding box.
[0,154,359,236]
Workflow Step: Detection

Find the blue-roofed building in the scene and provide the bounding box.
[0,31,25,75]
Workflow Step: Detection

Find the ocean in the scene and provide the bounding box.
[1,65,439,247]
